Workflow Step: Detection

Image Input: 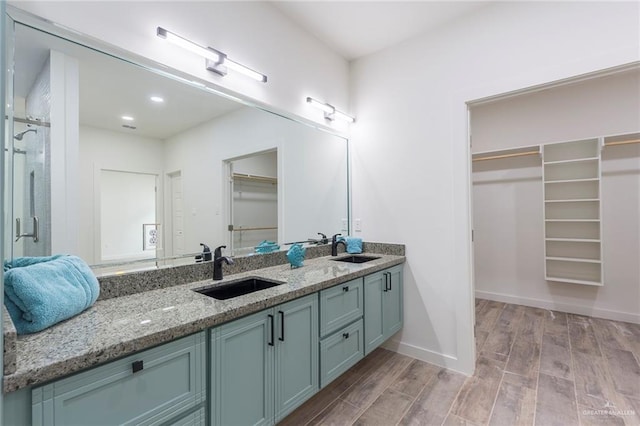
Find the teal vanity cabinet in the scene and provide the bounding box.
[364,265,404,355]
[30,332,207,426]
[210,293,318,425]
[318,278,365,387]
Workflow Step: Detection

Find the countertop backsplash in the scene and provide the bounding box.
[97,241,405,300]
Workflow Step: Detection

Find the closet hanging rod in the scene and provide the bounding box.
[604,138,640,147]
[472,150,540,162]
[231,226,278,232]
[232,173,277,183]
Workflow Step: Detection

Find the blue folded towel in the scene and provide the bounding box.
[4,255,100,335]
[345,237,363,254]
[255,240,280,254]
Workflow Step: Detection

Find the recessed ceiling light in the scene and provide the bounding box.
[150,96,164,103]
[121,115,134,121]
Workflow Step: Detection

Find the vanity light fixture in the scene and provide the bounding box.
[150,96,164,103]
[157,27,267,83]
[121,115,134,121]
[306,97,355,123]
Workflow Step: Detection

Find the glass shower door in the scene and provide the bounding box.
[12,121,50,257]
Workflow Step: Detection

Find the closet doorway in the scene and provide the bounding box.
[469,66,640,346]
[225,149,278,253]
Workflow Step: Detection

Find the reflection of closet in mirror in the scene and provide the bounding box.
[227,150,278,252]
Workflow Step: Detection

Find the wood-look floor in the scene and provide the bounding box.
[279,299,640,426]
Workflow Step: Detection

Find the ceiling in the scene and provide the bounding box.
[271,1,493,60]
[14,23,242,140]
[11,1,494,138]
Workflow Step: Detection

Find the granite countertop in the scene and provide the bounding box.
[3,252,404,393]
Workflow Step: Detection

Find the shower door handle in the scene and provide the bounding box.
[15,216,39,242]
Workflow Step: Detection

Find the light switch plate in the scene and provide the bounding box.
[342,218,348,231]
[355,218,362,232]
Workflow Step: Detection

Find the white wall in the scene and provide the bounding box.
[472,70,640,152]
[78,126,164,264]
[471,70,640,323]
[49,50,79,255]
[350,1,640,374]
[8,1,350,132]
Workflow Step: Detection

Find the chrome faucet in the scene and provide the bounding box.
[331,234,346,256]
[213,245,234,280]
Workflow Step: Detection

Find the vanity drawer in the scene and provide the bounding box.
[32,332,206,426]
[319,319,364,388]
[319,278,363,337]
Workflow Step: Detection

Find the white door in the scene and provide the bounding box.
[99,169,157,262]
[169,172,184,256]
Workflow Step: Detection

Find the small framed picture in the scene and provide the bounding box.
[143,223,159,250]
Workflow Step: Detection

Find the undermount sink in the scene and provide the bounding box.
[331,255,380,264]
[194,277,285,300]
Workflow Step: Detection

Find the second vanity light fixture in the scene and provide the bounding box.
[306,97,355,123]
[157,27,267,83]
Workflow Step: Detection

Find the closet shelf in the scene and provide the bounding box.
[543,157,599,165]
[544,178,599,184]
[545,238,600,243]
[544,198,599,203]
[546,276,602,286]
[232,173,277,184]
[545,256,601,264]
[545,219,600,223]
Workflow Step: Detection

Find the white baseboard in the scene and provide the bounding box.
[475,290,640,325]
[381,339,470,376]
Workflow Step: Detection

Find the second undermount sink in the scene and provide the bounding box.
[194,277,285,300]
[331,255,380,264]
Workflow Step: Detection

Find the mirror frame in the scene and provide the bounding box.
[1,1,7,417]
[4,5,352,271]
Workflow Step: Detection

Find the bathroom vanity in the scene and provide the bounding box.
[3,246,404,426]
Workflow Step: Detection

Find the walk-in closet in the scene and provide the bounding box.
[470,66,640,324]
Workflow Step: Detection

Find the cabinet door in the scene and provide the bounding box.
[166,406,206,426]
[274,293,319,422]
[383,265,404,338]
[211,310,275,426]
[32,333,206,426]
[364,271,385,355]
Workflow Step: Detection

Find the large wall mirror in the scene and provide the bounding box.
[4,14,349,275]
